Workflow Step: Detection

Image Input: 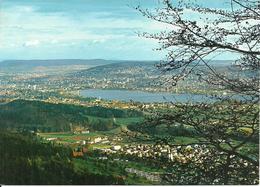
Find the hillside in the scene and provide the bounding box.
[0,100,143,132]
[0,59,118,72]
[67,60,238,92]
[0,131,123,184]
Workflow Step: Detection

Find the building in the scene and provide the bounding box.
[113,145,121,151]
[81,130,90,134]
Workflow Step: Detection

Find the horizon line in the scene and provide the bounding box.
[0,58,233,62]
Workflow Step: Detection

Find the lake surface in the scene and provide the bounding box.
[80,89,214,103]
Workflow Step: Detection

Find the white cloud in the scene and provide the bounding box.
[0,3,164,60]
[15,5,35,13]
[24,39,40,47]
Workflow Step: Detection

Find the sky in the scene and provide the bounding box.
[0,0,231,61]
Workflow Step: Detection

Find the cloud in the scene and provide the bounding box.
[0,1,166,60]
[15,5,35,13]
[24,39,40,47]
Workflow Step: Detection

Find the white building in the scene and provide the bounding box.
[94,137,102,143]
[112,145,121,151]
[81,140,86,145]
[46,137,57,141]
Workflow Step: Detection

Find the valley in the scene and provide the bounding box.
[0,59,258,185]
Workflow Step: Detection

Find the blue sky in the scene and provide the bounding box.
[0,0,231,60]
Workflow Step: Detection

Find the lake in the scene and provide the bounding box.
[80,89,214,103]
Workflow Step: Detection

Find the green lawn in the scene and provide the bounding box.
[38,132,103,145]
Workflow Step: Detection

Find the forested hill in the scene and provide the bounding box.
[0,131,124,184]
[0,99,143,132]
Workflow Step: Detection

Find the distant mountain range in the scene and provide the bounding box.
[0,59,112,66]
[0,59,233,73]
[0,59,121,72]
